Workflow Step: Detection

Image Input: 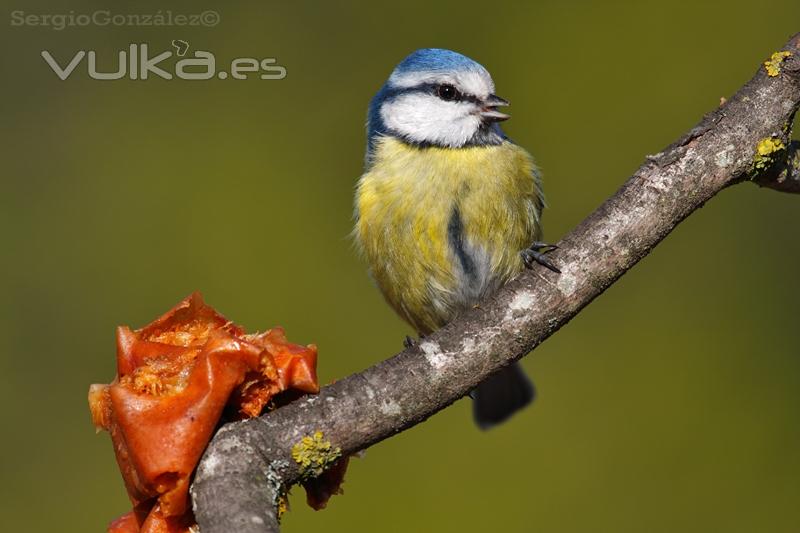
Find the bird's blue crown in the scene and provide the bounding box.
[391,48,485,76]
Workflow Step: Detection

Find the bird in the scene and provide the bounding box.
[353,48,558,430]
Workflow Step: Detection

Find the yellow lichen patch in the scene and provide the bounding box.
[753,137,786,171]
[291,431,341,480]
[764,51,791,77]
[276,494,289,520]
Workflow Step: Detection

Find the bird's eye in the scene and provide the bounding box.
[436,84,459,101]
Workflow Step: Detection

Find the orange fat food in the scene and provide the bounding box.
[89,293,319,533]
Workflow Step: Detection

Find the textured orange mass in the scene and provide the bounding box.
[90,293,319,533]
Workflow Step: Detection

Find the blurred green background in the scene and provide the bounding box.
[2,1,799,532]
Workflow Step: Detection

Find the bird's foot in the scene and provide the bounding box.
[521,241,561,273]
[403,335,417,349]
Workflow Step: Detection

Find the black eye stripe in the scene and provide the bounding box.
[381,83,484,105]
[428,83,482,104]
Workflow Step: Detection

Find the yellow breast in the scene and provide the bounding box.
[354,136,543,334]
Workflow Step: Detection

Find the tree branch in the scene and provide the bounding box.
[192,34,800,533]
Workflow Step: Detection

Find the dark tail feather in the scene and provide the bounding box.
[472,362,535,430]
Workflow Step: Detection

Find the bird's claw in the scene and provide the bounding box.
[521,241,561,273]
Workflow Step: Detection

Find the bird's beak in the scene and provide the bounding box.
[481,94,510,122]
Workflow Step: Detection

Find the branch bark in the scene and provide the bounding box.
[192,34,800,533]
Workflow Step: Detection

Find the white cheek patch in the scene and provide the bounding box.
[380,93,483,147]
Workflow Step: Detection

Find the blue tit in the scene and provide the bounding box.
[353,48,557,429]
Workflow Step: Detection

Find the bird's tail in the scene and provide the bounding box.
[472,362,534,430]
